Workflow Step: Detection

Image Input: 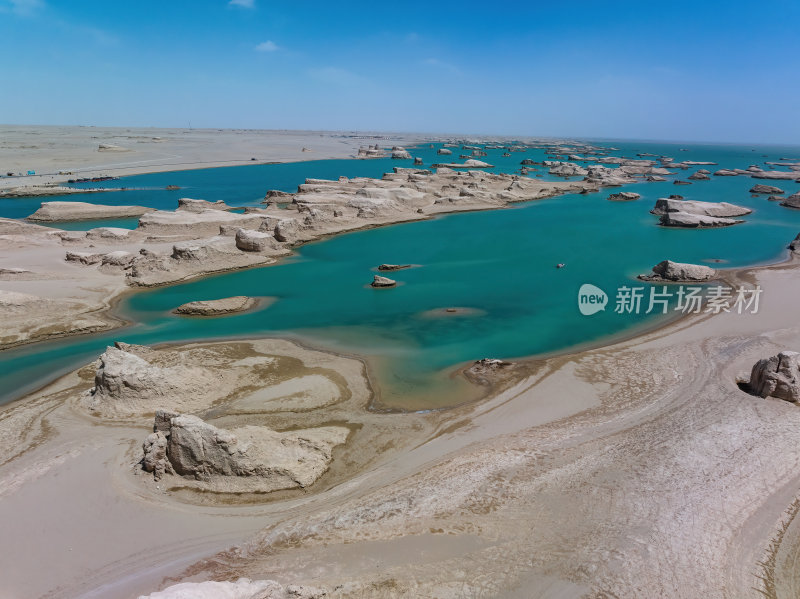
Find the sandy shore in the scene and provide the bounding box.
[0,254,799,598]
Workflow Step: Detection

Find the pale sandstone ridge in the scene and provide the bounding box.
[748,351,800,403]
[176,197,234,212]
[27,201,155,221]
[141,411,348,492]
[638,260,716,282]
[0,185,121,197]
[137,208,268,237]
[174,296,258,316]
[127,236,285,287]
[433,159,493,168]
[751,170,800,181]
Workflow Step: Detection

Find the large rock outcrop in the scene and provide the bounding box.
[789,232,800,253]
[549,163,588,177]
[748,351,800,403]
[84,344,217,417]
[659,211,744,228]
[750,184,784,195]
[781,192,800,209]
[638,260,716,282]
[235,228,277,252]
[651,198,751,217]
[141,412,349,491]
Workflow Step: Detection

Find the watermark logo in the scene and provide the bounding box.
[578,283,762,316]
[578,283,608,316]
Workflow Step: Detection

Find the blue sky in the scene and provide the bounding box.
[1,0,798,144]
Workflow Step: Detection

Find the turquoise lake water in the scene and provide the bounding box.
[2,140,800,408]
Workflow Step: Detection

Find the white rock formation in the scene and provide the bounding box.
[141,412,349,491]
[651,198,751,217]
[659,211,744,228]
[371,275,397,287]
[84,344,215,417]
[749,351,800,403]
[235,228,276,252]
[638,260,716,282]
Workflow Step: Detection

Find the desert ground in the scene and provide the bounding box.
[1,258,799,598]
[1,127,800,599]
[0,125,423,190]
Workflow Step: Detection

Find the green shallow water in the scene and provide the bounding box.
[2,140,800,408]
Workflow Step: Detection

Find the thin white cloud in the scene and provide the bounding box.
[308,66,364,85]
[228,0,254,8]
[0,0,45,16]
[423,58,461,75]
[255,40,279,52]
